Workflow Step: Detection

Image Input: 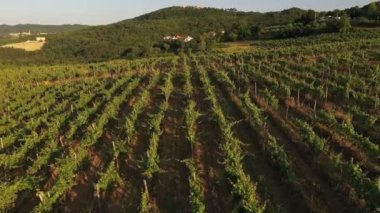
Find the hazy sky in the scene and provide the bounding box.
[0,0,373,25]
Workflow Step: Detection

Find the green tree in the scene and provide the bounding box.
[367,2,378,19]
[197,35,207,51]
[339,14,352,33]
[120,47,136,59]
[297,10,316,25]
[249,25,262,39]
[162,43,170,52]
[225,31,238,41]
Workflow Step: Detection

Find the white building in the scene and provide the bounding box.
[21,30,31,36]
[36,37,46,42]
[184,36,193,43]
[163,35,183,41]
[163,35,193,42]
[9,33,20,38]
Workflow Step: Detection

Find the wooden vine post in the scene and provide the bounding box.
[297,88,300,106]
[143,179,149,202]
[59,135,64,147]
[286,106,289,119]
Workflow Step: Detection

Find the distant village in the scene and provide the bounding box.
[9,30,50,39]
[1,30,47,51]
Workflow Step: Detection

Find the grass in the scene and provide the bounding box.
[216,41,253,53]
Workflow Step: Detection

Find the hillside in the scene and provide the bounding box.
[23,6,312,63]
[0,2,379,64]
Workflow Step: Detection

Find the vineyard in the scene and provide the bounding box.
[0,30,380,213]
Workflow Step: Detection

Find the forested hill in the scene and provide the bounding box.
[1,2,379,64]
[18,6,312,63]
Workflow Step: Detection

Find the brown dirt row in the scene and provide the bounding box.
[150,73,192,212]
[117,78,166,212]
[190,64,235,212]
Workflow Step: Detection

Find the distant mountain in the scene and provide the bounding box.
[0,24,88,36]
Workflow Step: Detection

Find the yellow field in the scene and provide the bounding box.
[2,40,45,51]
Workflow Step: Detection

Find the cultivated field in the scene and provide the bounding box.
[0,31,379,213]
[1,40,45,51]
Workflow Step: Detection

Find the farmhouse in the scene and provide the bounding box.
[320,16,341,22]
[163,35,193,42]
[184,36,193,43]
[36,37,46,42]
[163,35,183,41]
[163,36,173,40]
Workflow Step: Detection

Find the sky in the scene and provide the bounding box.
[0,0,374,25]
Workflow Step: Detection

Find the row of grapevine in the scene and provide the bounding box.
[183,57,205,213]
[140,68,174,212]
[32,76,141,212]
[197,63,266,212]
[217,57,380,211]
